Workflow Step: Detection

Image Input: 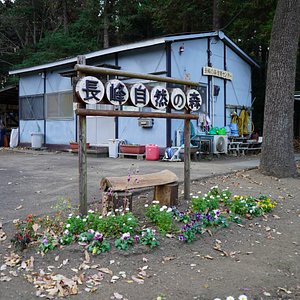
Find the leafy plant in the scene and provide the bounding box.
[87,231,110,254]
[39,235,57,253]
[115,232,134,250]
[139,228,160,248]
[11,232,31,250]
[145,202,174,233]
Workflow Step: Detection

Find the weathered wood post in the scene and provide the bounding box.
[184,108,191,200]
[77,56,88,216]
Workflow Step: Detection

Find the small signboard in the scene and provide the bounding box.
[203,66,233,80]
[75,76,203,112]
[75,76,105,104]
[106,79,129,105]
[150,86,169,110]
[187,89,202,111]
[130,83,150,107]
[171,88,186,110]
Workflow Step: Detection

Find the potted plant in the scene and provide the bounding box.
[69,141,90,150]
[120,144,145,154]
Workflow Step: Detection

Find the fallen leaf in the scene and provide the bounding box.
[131,275,144,284]
[265,226,271,232]
[278,287,292,294]
[110,260,115,265]
[114,292,123,299]
[142,257,148,262]
[32,223,40,232]
[203,255,214,260]
[84,250,90,264]
[0,264,7,271]
[15,205,23,210]
[0,275,12,282]
[263,292,271,297]
[162,256,176,262]
[54,255,59,261]
[111,275,120,283]
[71,268,79,273]
[99,267,113,276]
[273,214,280,219]
[63,259,69,265]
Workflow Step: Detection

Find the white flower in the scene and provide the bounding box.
[115,209,119,212]
[107,212,112,217]
[125,207,130,211]
[166,207,172,213]
[152,200,159,204]
[66,223,71,228]
[64,229,69,235]
[88,209,94,213]
[238,295,248,300]
[197,191,202,194]
[127,218,132,221]
[88,229,95,234]
[190,193,193,196]
[214,298,222,300]
[159,207,164,212]
[99,216,103,219]
[162,205,167,210]
[226,297,235,300]
[204,194,207,197]
[83,218,87,222]
[68,213,73,218]
[76,215,80,219]
[144,204,149,208]
[210,195,214,199]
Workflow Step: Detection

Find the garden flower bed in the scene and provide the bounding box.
[11,186,277,256]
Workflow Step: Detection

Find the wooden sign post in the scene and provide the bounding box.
[73,58,200,216]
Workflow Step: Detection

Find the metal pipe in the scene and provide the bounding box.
[74,64,200,87]
[76,108,198,120]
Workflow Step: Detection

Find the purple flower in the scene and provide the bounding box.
[134,235,140,242]
[195,213,202,221]
[206,213,213,221]
[121,232,131,240]
[93,232,103,241]
[178,234,186,241]
[42,237,48,245]
[127,174,131,182]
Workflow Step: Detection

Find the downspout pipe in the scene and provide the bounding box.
[166,41,172,147]
[43,70,47,146]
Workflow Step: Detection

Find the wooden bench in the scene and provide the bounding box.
[100,170,179,214]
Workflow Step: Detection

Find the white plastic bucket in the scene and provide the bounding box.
[31,132,43,148]
[108,139,120,158]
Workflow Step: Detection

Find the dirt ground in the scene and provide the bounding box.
[0,165,300,299]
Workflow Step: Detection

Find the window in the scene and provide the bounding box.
[46,91,73,119]
[20,95,44,120]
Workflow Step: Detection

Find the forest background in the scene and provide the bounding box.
[0,0,299,132]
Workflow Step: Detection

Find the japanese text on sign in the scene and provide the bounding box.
[203,66,233,80]
[75,76,202,112]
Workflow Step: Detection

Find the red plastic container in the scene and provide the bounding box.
[146,144,159,161]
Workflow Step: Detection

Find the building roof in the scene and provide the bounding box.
[9,31,259,76]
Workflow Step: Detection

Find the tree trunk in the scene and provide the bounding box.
[63,0,68,34]
[212,0,220,31]
[103,0,109,48]
[260,0,300,177]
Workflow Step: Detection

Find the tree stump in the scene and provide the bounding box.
[102,191,132,215]
[154,182,178,206]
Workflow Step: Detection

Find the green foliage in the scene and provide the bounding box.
[144,203,174,234]
[139,228,160,248]
[114,232,134,250]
